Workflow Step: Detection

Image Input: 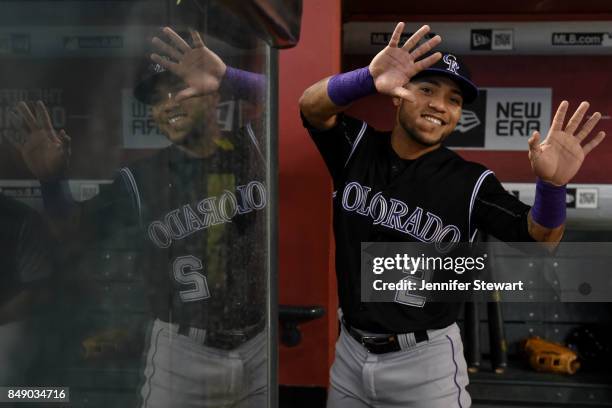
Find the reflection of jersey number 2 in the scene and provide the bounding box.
[173,255,210,302]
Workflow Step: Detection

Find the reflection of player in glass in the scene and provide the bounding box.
[300,22,606,408]
[10,27,267,408]
[0,194,54,386]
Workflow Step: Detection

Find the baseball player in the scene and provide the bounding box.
[10,28,267,408]
[299,22,605,408]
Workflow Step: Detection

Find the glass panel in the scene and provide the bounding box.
[0,1,272,407]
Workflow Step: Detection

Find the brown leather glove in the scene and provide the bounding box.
[81,328,131,360]
[523,336,580,375]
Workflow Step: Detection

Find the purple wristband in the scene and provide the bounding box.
[222,66,266,102]
[531,179,566,228]
[327,66,376,106]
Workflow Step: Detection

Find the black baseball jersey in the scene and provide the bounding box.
[0,194,53,301]
[79,124,266,332]
[304,113,533,333]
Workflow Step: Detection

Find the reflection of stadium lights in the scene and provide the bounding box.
[177,0,182,4]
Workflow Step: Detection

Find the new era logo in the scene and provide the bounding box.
[471,29,513,51]
[471,30,491,50]
[444,89,487,148]
[455,110,481,133]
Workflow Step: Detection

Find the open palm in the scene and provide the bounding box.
[528,101,605,186]
[151,27,226,102]
[369,23,442,101]
[9,101,70,182]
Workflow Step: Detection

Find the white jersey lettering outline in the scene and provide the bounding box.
[146,181,267,249]
[340,181,461,243]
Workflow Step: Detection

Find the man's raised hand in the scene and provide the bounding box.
[528,101,606,186]
[8,101,70,182]
[151,27,226,102]
[368,23,442,102]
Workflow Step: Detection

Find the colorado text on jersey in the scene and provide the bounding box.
[147,180,267,249]
[340,181,461,244]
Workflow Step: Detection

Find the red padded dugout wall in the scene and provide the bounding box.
[278,0,341,387]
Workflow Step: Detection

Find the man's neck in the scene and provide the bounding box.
[390,125,441,160]
[175,126,222,158]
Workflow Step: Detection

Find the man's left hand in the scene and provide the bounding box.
[528,101,606,186]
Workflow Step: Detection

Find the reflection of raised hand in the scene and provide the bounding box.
[369,23,442,102]
[8,101,71,182]
[528,101,606,186]
[151,27,226,102]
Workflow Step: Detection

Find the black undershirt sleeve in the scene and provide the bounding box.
[472,174,535,242]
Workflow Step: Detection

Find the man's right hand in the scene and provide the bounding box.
[9,101,71,182]
[151,27,226,102]
[299,22,443,131]
[369,23,442,102]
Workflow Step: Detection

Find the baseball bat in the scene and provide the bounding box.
[488,291,507,374]
[464,301,480,373]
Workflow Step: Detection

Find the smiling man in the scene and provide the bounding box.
[134,62,222,155]
[299,22,605,408]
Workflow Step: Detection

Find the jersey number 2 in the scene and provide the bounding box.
[394,269,432,308]
[172,255,211,302]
